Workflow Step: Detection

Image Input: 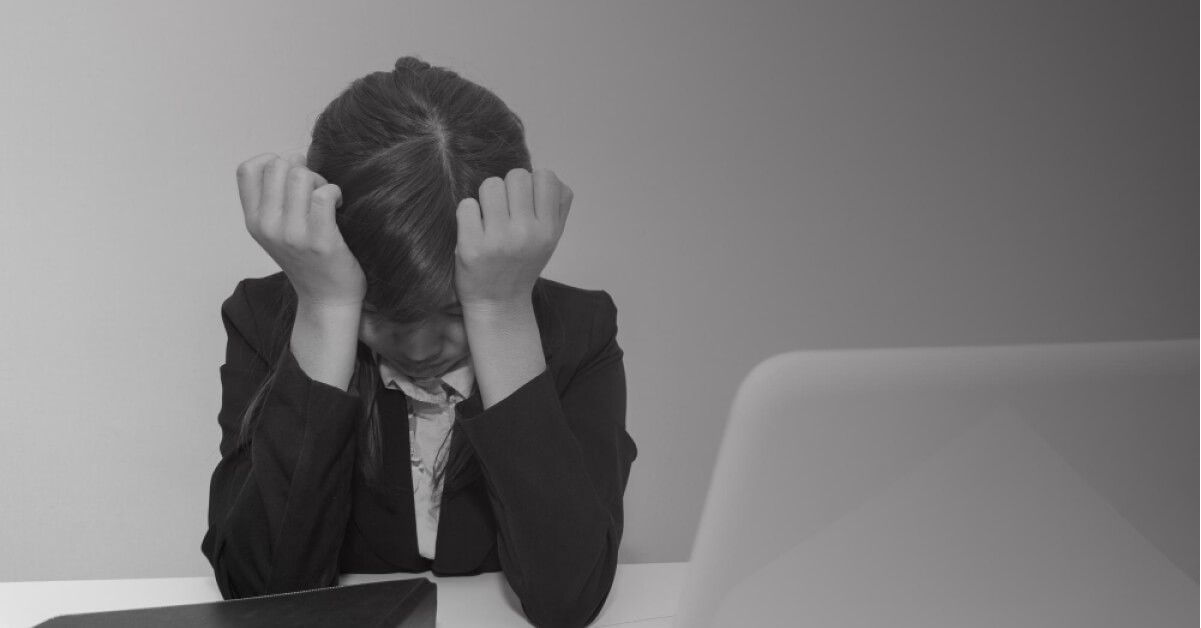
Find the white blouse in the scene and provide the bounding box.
[377,355,476,560]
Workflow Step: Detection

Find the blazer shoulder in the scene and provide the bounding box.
[534,277,619,360]
[221,271,294,360]
[536,276,616,311]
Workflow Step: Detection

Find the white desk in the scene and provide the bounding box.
[0,562,686,628]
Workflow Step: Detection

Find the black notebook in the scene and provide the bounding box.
[33,578,436,627]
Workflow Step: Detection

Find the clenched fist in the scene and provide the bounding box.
[236,152,366,310]
[454,168,573,309]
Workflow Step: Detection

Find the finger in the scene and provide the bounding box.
[282,151,328,194]
[455,197,484,255]
[532,169,558,225]
[258,156,290,228]
[283,149,307,169]
[308,183,343,244]
[309,168,328,187]
[557,182,573,237]
[236,153,278,223]
[283,165,316,242]
[478,176,509,236]
[284,151,328,189]
[504,168,535,226]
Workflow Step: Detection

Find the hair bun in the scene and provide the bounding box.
[394,56,432,74]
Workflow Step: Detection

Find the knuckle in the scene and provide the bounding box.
[286,167,310,183]
[263,158,288,178]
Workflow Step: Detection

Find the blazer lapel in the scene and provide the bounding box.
[351,384,425,566]
[353,278,566,572]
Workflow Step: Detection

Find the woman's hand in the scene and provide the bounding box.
[236,152,367,309]
[454,168,573,310]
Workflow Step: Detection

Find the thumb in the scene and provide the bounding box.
[309,183,344,238]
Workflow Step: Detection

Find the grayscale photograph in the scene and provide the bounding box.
[0,1,1195,627]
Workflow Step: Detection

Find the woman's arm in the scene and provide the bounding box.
[290,297,362,393]
[451,168,635,626]
[200,279,362,599]
[457,291,638,628]
[462,296,547,411]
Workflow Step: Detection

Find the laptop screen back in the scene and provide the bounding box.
[675,340,1197,627]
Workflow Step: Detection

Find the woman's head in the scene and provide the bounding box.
[239,55,532,487]
[305,54,530,341]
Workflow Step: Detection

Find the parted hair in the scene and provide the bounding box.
[233,55,535,492]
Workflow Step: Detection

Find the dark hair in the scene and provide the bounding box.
[234,55,533,493]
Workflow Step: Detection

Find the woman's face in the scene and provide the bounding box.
[357,296,470,379]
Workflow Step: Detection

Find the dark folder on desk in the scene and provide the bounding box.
[34,578,436,628]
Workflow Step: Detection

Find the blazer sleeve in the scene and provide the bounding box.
[200,278,363,599]
[456,290,639,628]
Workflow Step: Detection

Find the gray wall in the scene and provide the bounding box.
[0,0,1194,580]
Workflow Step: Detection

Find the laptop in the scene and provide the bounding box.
[674,339,1197,627]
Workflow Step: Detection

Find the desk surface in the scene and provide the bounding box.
[0,562,686,628]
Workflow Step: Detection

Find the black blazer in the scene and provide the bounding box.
[200,271,638,628]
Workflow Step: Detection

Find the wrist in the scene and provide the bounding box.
[297,297,363,320]
[460,294,546,410]
[461,294,534,320]
[295,298,363,337]
[291,299,362,392]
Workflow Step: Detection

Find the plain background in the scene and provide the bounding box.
[0,0,1194,581]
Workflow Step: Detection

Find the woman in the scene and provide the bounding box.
[200,56,637,628]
